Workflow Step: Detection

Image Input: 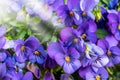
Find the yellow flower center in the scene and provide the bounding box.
[118,24,120,30]
[65,56,70,62]
[73,38,78,43]
[85,44,90,54]
[107,50,112,56]
[96,75,101,80]
[34,51,41,56]
[69,11,74,17]
[20,45,25,51]
[57,18,62,23]
[81,34,86,39]
[44,4,49,10]
[82,11,86,17]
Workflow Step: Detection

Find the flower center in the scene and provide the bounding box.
[69,11,74,17]
[21,45,25,51]
[81,34,86,39]
[82,11,86,17]
[85,44,90,54]
[34,51,41,56]
[96,75,101,80]
[44,4,49,10]
[73,38,78,43]
[118,24,120,30]
[57,18,62,23]
[65,56,70,62]
[107,50,112,56]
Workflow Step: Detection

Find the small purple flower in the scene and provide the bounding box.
[78,20,97,43]
[81,43,109,67]
[57,0,82,26]
[14,36,39,62]
[60,27,84,53]
[97,37,120,67]
[107,11,120,40]
[80,0,99,20]
[85,68,108,80]
[29,45,47,64]
[43,71,55,80]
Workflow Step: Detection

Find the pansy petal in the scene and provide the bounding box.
[114,31,120,40]
[69,48,80,58]
[25,36,39,50]
[22,72,33,80]
[63,63,74,74]
[87,32,97,43]
[107,13,119,23]
[112,56,120,64]
[97,39,109,53]
[0,63,6,78]
[60,27,75,42]
[80,0,99,11]
[97,68,108,79]
[105,35,118,47]
[43,71,55,80]
[0,51,7,61]
[71,59,81,71]
[0,26,6,37]
[0,36,6,49]
[88,20,97,32]
[29,55,36,63]
[67,0,80,10]
[92,44,104,55]
[110,46,120,55]
[55,53,65,66]
[47,42,63,59]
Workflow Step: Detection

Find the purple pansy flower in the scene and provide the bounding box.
[60,27,84,53]
[107,11,120,40]
[80,0,99,20]
[57,0,82,26]
[97,37,120,67]
[78,20,97,43]
[43,71,55,80]
[29,45,47,64]
[85,68,108,80]
[14,36,39,62]
[47,41,81,74]
[81,42,109,67]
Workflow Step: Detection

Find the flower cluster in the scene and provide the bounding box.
[1,0,120,80]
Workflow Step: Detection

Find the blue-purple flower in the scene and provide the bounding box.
[14,36,39,62]
[60,27,84,53]
[97,36,120,67]
[29,45,47,64]
[85,68,108,80]
[78,20,97,43]
[107,11,120,40]
[48,42,81,74]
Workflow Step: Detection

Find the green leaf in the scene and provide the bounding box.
[96,29,108,38]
